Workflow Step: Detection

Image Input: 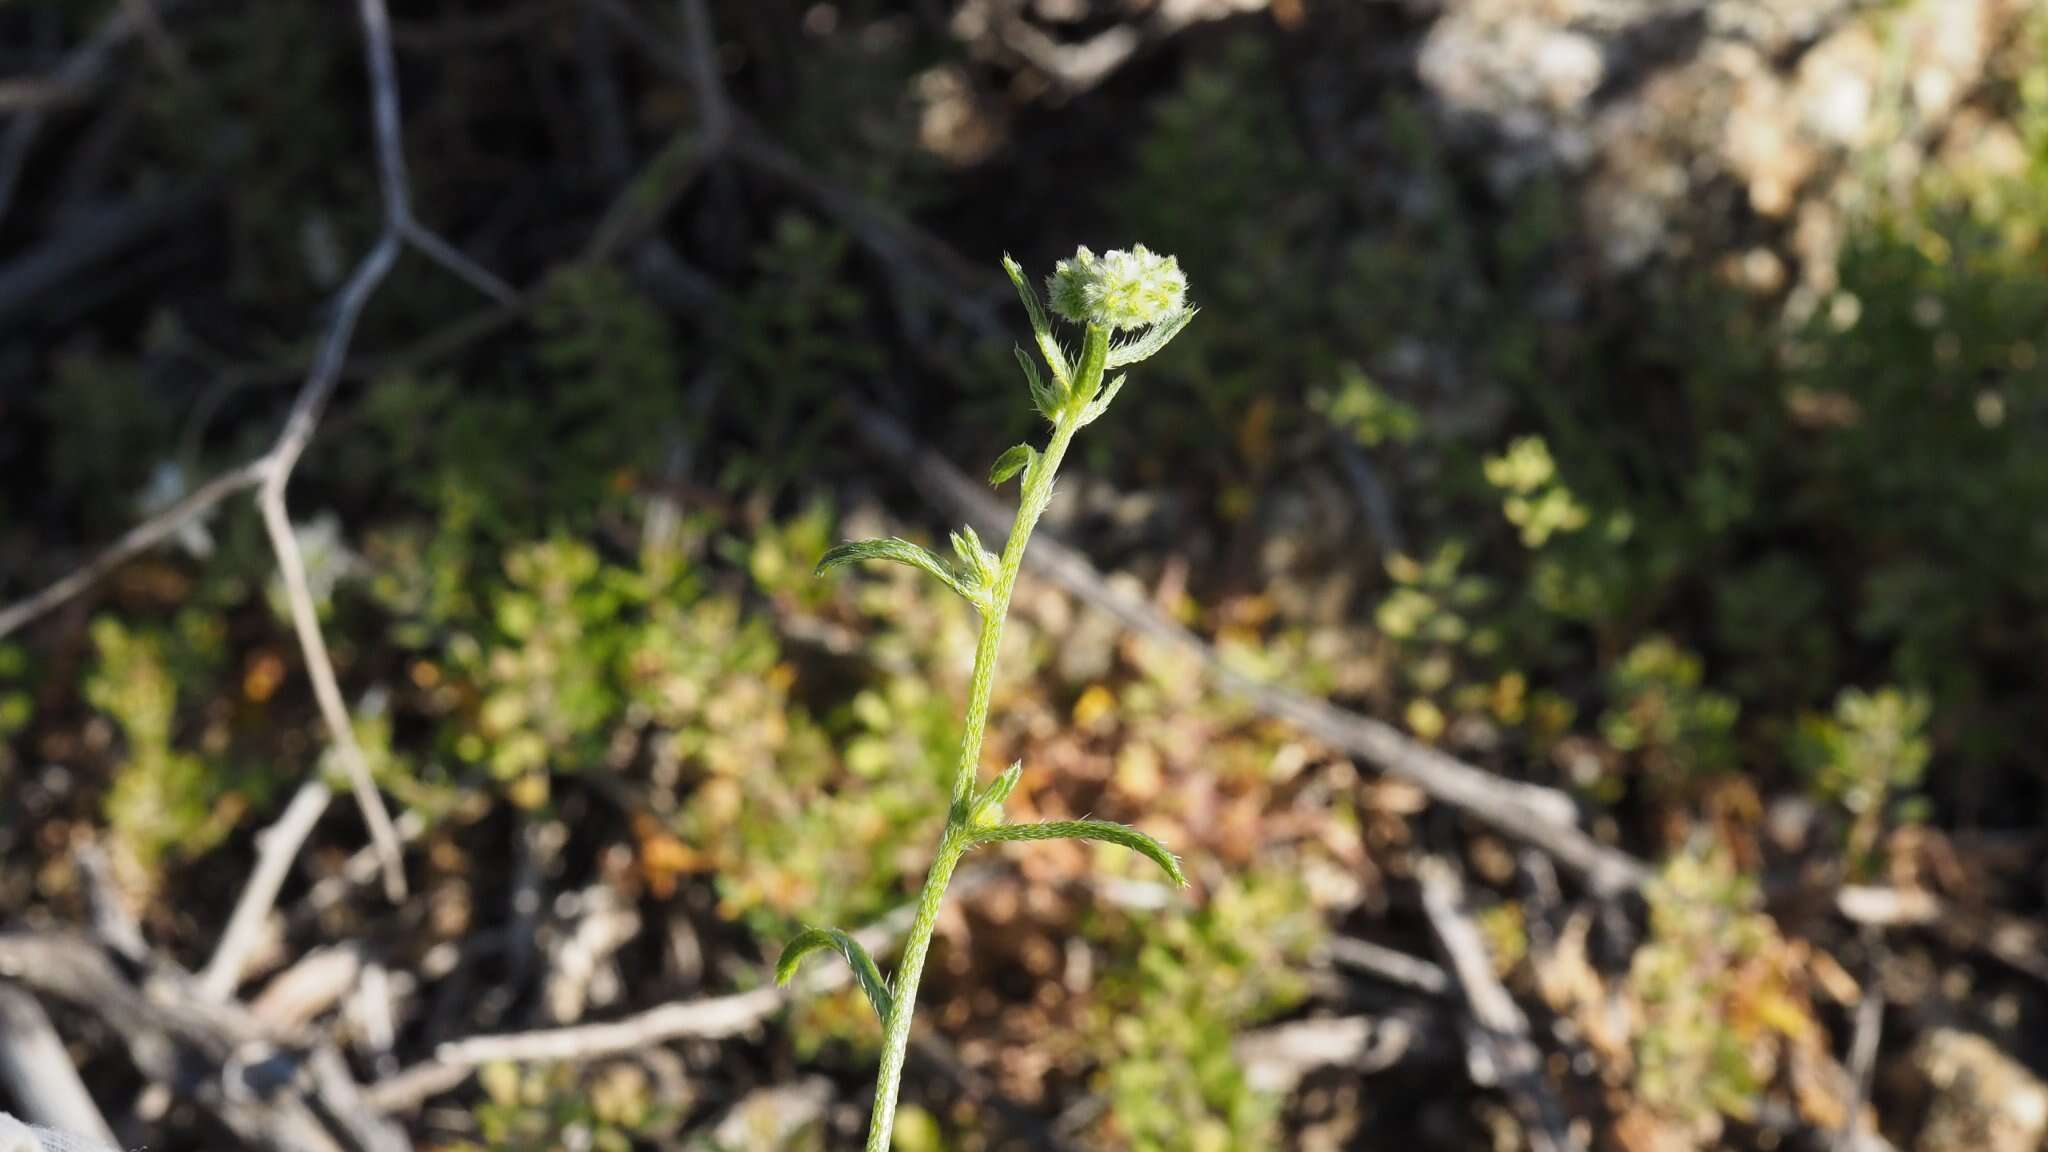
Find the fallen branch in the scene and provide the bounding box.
[1836,928,1885,1152]
[0,459,266,640]
[432,984,784,1069]
[251,0,415,903]
[198,780,334,1001]
[69,841,148,966]
[1234,1007,1452,1095]
[370,869,991,1108]
[1326,935,1452,997]
[1417,857,1582,1152]
[0,931,403,1152]
[0,986,118,1149]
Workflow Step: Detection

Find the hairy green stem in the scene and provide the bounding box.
[864,324,1106,1151]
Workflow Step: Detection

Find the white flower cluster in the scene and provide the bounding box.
[1045,244,1188,331]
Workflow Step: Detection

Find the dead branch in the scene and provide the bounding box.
[1417,857,1582,1152]
[69,841,148,966]
[1837,928,1886,1152]
[0,458,266,639]
[199,780,335,1001]
[369,869,993,1109]
[250,942,366,1035]
[431,984,786,1069]
[252,0,416,904]
[1235,1007,1453,1095]
[0,986,119,1148]
[1326,935,1452,997]
[0,931,399,1152]
[678,0,731,144]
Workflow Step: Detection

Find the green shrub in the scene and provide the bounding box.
[1085,865,1324,1152]
[459,1061,674,1152]
[1630,849,1815,1142]
[1794,686,1931,874]
[1599,637,1740,800]
[85,616,264,878]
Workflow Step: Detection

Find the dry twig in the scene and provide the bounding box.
[0,986,119,1148]
[1234,1007,1452,1095]
[1837,928,1886,1152]
[0,931,405,1152]
[199,780,335,1000]
[1417,857,1582,1152]
[1327,935,1452,997]
[368,870,991,1109]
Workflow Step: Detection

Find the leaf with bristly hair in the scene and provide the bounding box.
[1016,346,1065,420]
[1106,306,1196,369]
[1003,255,1073,387]
[1078,373,1127,427]
[989,444,1037,487]
[949,525,1000,588]
[817,538,988,611]
[968,761,1024,826]
[777,926,893,1023]
[966,819,1186,886]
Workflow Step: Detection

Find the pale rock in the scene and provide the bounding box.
[1914,1028,2048,1152]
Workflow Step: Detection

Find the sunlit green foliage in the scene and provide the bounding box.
[1316,364,1423,449]
[1630,849,1816,1142]
[1085,865,1324,1152]
[360,265,684,541]
[457,1061,674,1152]
[0,645,31,787]
[1794,686,1932,873]
[1600,637,1741,800]
[450,538,641,800]
[372,509,966,935]
[1485,437,1589,550]
[85,616,266,877]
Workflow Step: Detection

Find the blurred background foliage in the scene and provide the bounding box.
[4,0,2048,1149]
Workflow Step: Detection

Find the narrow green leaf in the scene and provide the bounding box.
[1003,255,1072,386]
[989,444,1036,487]
[1017,346,1064,420]
[817,538,986,610]
[777,927,894,1023]
[966,820,1187,887]
[950,524,985,570]
[1105,307,1197,369]
[949,526,998,587]
[1078,373,1127,427]
[969,761,1024,826]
